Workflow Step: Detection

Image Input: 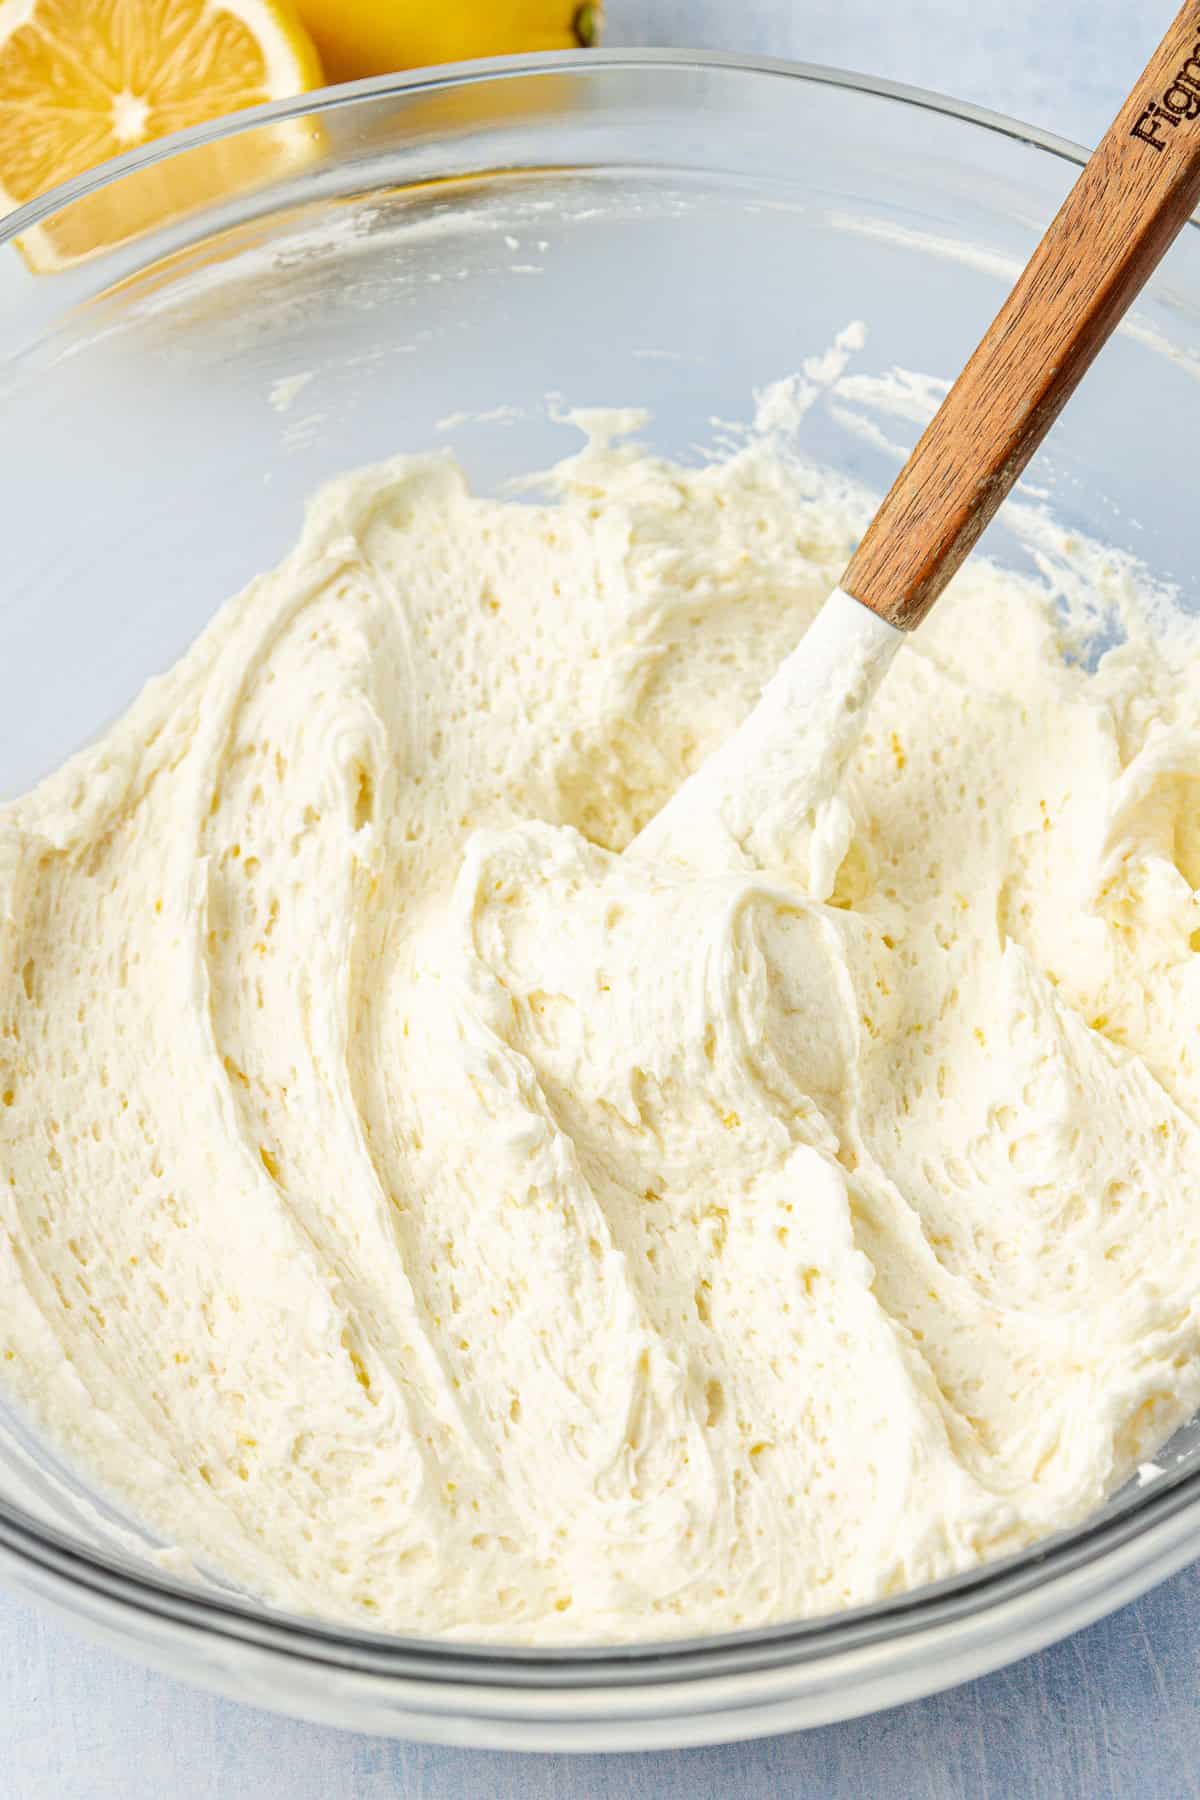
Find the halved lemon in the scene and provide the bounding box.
[0,0,324,271]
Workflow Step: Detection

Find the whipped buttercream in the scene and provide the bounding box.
[3,413,1200,1644]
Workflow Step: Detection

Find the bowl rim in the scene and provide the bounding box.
[0,44,1099,246]
[2,48,1199,1686]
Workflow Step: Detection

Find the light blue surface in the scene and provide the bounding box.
[2,4,1195,1795]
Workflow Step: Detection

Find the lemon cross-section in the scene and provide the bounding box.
[0,0,323,270]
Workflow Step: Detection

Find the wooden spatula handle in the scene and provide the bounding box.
[841,2,1200,630]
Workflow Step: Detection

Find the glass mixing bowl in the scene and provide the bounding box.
[2,52,1200,1752]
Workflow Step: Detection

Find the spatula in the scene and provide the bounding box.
[635,2,1200,895]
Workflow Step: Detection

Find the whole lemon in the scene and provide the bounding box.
[294,0,602,82]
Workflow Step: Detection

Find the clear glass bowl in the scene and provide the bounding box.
[2,52,1200,1752]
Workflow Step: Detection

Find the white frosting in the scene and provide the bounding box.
[3,417,1200,1645]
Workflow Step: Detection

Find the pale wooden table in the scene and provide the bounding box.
[4,5,1196,1795]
